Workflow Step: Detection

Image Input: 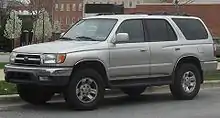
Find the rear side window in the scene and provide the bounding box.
[144,19,177,42]
[172,18,208,40]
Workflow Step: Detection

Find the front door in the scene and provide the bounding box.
[109,19,150,80]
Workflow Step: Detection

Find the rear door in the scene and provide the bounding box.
[144,19,179,77]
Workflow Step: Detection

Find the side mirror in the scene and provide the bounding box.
[112,33,129,44]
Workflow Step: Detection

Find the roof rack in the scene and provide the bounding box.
[96,12,124,16]
[130,11,190,16]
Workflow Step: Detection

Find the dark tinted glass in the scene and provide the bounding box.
[145,19,177,42]
[117,20,145,43]
[172,18,208,40]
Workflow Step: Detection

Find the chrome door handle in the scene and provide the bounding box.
[140,49,148,52]
[175,48,180,51]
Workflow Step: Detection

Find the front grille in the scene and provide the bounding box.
[14,54,41,65]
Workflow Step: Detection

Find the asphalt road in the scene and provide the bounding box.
[1,88,220,118]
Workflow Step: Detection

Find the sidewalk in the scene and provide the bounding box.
[0,70,4,81]
[0,54,9,63]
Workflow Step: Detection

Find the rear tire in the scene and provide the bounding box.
[170,63,201,100]
[17,85,54,105]
[121,86,146,97]
[64,69,104,110]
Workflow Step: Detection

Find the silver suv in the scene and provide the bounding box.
[4,14,217,110]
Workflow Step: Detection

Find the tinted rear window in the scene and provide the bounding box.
[144,19,177,42]
[172,18,208,40]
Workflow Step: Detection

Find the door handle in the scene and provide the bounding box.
[175,48,180,51]
[140,49,148,52]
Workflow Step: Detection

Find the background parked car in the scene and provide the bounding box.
[213,37,220,57]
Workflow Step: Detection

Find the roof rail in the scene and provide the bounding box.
[130,12,148,14]
[96,12,124,16]
[96,13,115,16]
[130,11,190,16]
[148,12,191,16]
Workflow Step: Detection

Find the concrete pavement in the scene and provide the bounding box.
[1,88,220,118]
[0,54,9,63]
[0,70,4,81]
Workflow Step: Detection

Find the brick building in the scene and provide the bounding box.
[52,0,83,30]
[124,2,220,37]
[27,0,83,31]
[6,0,220,37]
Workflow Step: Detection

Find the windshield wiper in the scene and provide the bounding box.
[76,36,99,41]
[60,37,76,41]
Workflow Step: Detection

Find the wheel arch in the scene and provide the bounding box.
[71,59,110,87]
[173,56,203,83]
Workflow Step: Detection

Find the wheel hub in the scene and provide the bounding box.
[76,78,98,103]
[182,71,196,93]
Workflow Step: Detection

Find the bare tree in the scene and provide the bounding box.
[0,0,26,28]
[174,0,195,14]
[26,0,59,43]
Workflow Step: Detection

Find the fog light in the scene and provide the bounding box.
[39,76,50,81]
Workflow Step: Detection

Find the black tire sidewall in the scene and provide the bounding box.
[173,64,201,99]
[65,69,104,110]
[17,85,54,105]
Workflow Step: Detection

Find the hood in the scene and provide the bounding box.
[13,40,101,53]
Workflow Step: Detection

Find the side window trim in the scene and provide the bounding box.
[165,20,178,41]
[116,19,146,43]
[144,18,178,42]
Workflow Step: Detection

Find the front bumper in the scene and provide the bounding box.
[4,64,72,86]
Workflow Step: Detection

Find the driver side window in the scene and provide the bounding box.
[116,20,145,43]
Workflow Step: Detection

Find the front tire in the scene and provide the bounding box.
[64,69,104,110]
[170,63,201,100]
[17,85,54,105]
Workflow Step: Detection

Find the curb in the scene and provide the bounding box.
[1,80,220,103]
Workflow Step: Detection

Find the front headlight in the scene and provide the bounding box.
[42,54,66,64]
[10,52,17,63]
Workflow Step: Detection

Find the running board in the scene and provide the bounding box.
[109,76,172,88]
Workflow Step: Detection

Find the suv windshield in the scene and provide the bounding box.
[62,19,117,41]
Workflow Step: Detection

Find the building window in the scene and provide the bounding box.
[55,4,59,11]
[66,17,68,25]
[66,17,71,25]
[129,1,132,7]
[72,4,76,11]
[60,4,64,11]
[66,4,70,11]
[59,17,62,24]
[72,17,75,23]
[78,3,82,11]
